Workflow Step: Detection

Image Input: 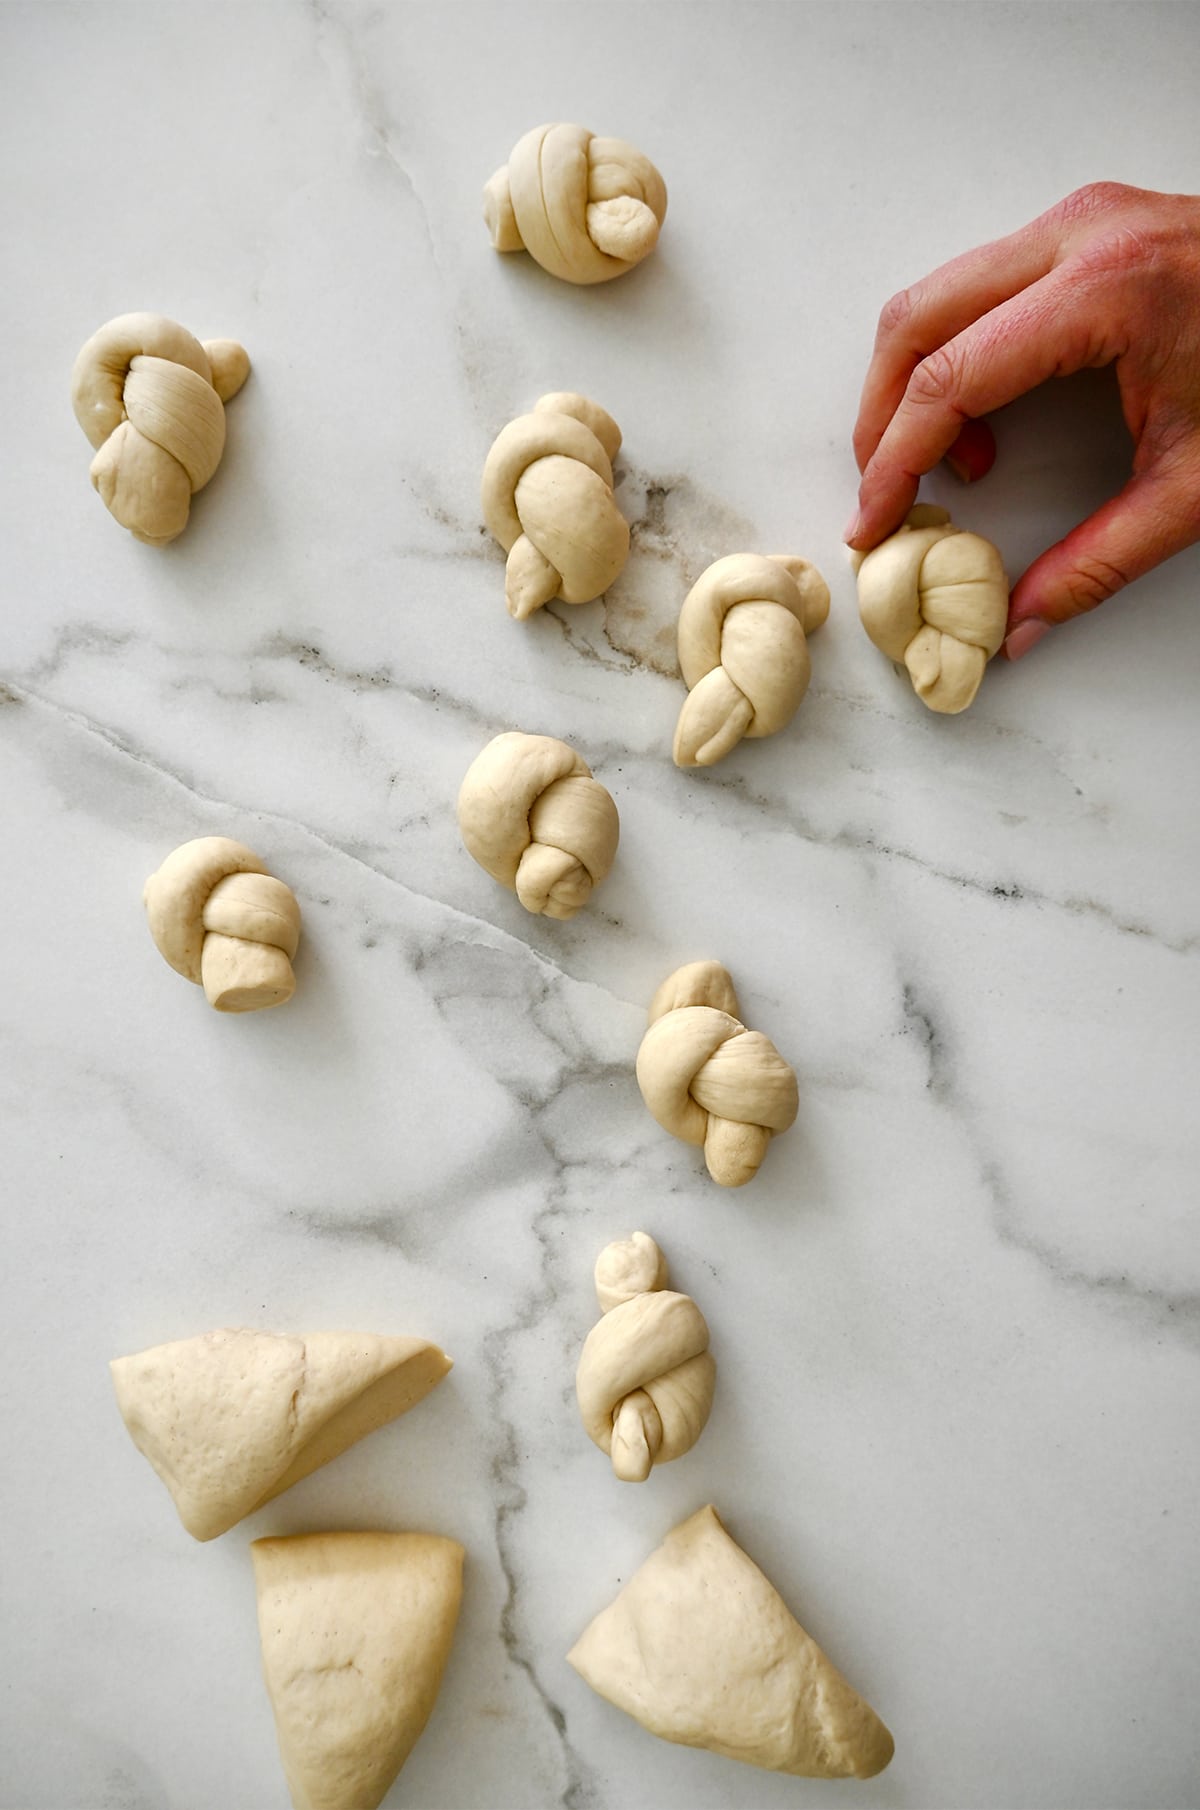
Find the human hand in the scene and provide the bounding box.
[846,183,1200,659]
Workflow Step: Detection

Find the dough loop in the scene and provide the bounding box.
[674,553,830,767]
[482,392,630,619]
[71,312,249,544]
[143,836,301,1013]
[636,961,798,1186]
[484,122,667,285]
[576,1233,716,1482]
[457,732,619,919]
[851,504,1008,714]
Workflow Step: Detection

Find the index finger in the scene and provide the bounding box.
[850,258,1122,548]
[853,219,1060,475]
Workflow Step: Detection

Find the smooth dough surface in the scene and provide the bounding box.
[70,312,249,543]
[674,554,830,767]
[143,836,301,1012]
[253,1530,464,1810]
[568,1505,894,1779]
[483,123,667,284]
[481,393,630,618]
[635,961,798,1186]
[457,731,619,919]
[576,1233,715,1481]
[111,1328,452,1541]
[851,504,1008,714]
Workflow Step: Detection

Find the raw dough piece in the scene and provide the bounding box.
[636,961,798,1187]
[851,504,1008,714]
[568,1504,894,1780]
[483,123,667,285]
[111,1328,451,1541]
[481,393,630,619]
[577,1233,715,1482]
[457,731,619,919]
[253,1530,464,1810]
[674,553,830,767]
[143,836,301,1013]
[70,312,249,544]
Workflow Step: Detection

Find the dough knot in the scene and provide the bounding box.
[457,732,619,920]
[636,961,799,1186]
[851,504,1008,714]
[71,312,249,544]
[484,123,667,285]
[674,553,830,767]
[576,1233,715,1482]
[481,393,630,619]
[143,836,301,1013]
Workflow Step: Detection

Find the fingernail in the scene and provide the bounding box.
[1004,619,1050,661]
[945,419,997,485]
[843,509,863,544]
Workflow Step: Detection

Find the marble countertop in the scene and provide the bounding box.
[3,4,1199,1807]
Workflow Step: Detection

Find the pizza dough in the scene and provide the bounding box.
[111,1328,451,1541]
[568,1504,894,1780]
[851,503,1008,714]
[674,553,830,767]
[483,123,667,285]
[70,312,249,544]
[457,731,619,919]
[576,1233,715,1482]
[481,393,630,619]
[636,961,798,1186]
[143,836,301,1013]
[253,1530,464,1810]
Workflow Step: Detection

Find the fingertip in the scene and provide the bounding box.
[945,418,997,484]
[1002,619,1050,661]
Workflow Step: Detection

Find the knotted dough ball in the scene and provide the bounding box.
[482,392,630,620]
[576,1233,715,1482]
[484,123,667,285]
[674,554,830,768]
[851,504,1008,714]
[637,961,798,1187]
[457,732,619,920]
[143,837,301,1013]
[71,313,249,544]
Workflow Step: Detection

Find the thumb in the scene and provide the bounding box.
[1003,464,1200,659]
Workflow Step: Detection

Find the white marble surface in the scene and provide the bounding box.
[2,3,1199,1807]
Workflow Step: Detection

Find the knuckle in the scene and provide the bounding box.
[907,345,961,409]
[877,285,918,341]
[1070,224,1159,282]
[1059,180,1136,223]
[1062,553,1131,613]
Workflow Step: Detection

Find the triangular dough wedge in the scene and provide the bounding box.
[568,1504,894,1779]
[253,1531,464,1810]
[111,1328,451,1541]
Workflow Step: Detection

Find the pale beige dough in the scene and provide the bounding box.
[111,1328,451,1541]
[143,836,301,1012]
[851,503,1008,713]
[253,1530,464,1810]
[568,1504,894,1780]
[484,123,667,285]
[481,393,630,619]
[70,312,249,544]
[577,1233,715,1482]
[674,553,830,767]
[636,961,798,1186]
[457,731,619,919]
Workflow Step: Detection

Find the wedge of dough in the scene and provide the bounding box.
[253,1531,464,1810]
[111,1328,451,1541]
[568,1504,894,1779]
